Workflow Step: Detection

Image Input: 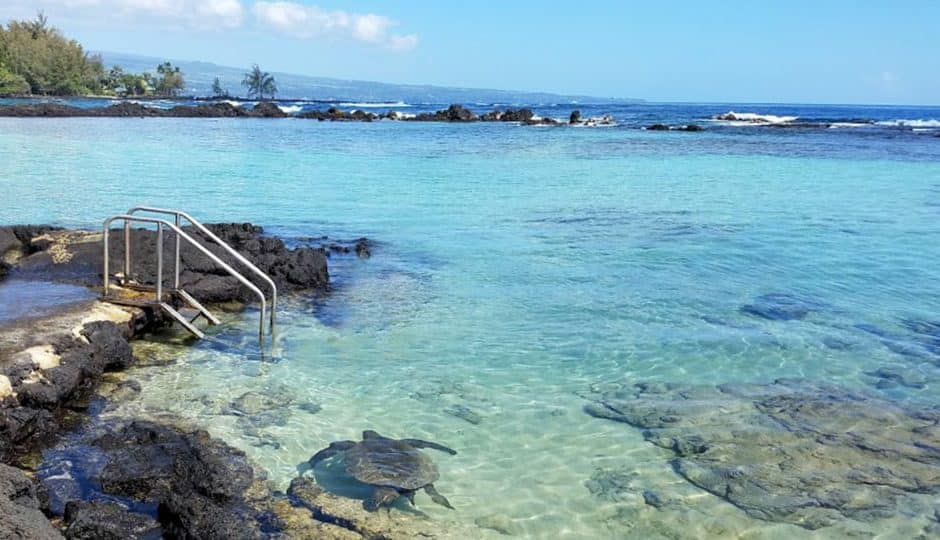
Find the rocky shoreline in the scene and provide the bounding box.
[0,223,461,538]
[0,101,615,127]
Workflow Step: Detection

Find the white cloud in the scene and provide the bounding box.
[1,1,416,49]
[252,2,417,51]
[1,0,245,29]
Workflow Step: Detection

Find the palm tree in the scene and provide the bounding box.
[242,65,277,100]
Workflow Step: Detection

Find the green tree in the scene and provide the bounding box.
[211,77,229,98]
[242,64,277,100]
[154,61,184,97]
[0,12,105,96]
[0,64,30,95]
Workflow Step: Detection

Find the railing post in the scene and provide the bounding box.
[123,220,131,284]
[156,223,163,303]
[103,219,111,296]
[174,214,181,290]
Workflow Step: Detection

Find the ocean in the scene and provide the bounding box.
[2,101,940,538]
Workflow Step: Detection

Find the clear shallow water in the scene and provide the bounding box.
[0,279,94,324]
[2,109,940,538]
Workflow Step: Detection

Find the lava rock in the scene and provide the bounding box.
[0,463,63,539]
[88,420,262,538]
[82,321,135,371]
[64,500,161,540]
[646,123,670,131]
[569,110,582,124]
[250,102,287,118]
[354,238,371,258]
[740,293,825,321]
[12,224,329,303]
[585,378,940,530]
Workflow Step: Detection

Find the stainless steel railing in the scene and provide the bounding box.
[123,206,278,333]
[102,214,269,344]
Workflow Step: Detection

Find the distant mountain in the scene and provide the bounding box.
[97,52,636,105]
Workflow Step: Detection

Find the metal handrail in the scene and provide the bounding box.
[103,215,268,343]
[124,206,278,333]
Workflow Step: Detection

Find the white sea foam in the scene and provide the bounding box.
[828,122,874,129]
[222,100,253,108]
[575,115,617,127]
[339,101,410,108]
[278,105,303,114]
[876,119,940,128]
[711,111,798,125]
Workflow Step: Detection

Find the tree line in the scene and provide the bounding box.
[1,13,279,100]
[0,13,184,97]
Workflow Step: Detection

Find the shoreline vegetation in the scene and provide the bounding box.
[0,13,185,99]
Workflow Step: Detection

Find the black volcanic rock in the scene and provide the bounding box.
[64,501,161,540]
[11,223,329,303]
[0,103,83,117]
[410,104,479,122]
[64,420,264,539]
[0,463,62,539]
[100,102,161,117]
[250,101,287,118]
[165,102,249,118]
[569,110,582,124]
[646,123,670,131]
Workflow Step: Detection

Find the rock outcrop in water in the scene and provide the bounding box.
[584,378,940,531]
[8,223,329,303]
[0,101,616,127]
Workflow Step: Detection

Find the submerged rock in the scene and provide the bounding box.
[585,378,940,530]
[475,513,523,535]
[585,466,640,502]
[740,292,825,321]
[284,476,476,538]
[865,366,927,389]
[443,404,482,425]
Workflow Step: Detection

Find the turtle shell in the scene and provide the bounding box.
[344,438,439,490]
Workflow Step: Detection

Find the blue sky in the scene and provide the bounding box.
[2,1,938,104]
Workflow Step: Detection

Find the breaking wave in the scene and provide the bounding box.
[876,119,940,128]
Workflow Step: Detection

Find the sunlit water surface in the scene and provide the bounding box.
[3,111,940,538]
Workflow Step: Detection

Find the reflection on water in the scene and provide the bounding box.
[0,279,94,324]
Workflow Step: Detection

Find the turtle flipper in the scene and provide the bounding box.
[424,484,454,510]
[401,439,457,455]
[308,440,357,467]
[364,487,400,511]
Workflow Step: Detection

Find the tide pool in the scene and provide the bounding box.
[3,112,940,538]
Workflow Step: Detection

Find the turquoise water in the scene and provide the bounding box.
[3,114,940,537]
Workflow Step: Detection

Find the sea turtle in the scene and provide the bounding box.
[305,430,456,511]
